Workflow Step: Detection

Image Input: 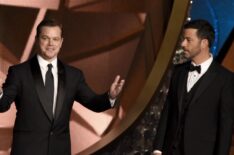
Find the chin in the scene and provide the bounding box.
[43,55,55,61]
[183,53,190,59]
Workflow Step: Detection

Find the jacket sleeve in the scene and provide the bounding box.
[0,66,19,112]
[153,73,175,151]
[75,70,112,112]
[216,74,234,155]
[152,65,179,151]
[153,95,171,151]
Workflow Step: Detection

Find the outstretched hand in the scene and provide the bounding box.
[109,75,125,99]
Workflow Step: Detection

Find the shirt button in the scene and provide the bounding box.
[50,131,54,135]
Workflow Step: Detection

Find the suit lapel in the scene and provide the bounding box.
[189,61,217,107]
[54,60,66,121]
[30,56,53,122]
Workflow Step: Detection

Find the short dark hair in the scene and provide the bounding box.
[184,19,215,48]
[36,18,63,38]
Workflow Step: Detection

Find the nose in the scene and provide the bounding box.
[48,39,54,45]
[180,39,186,47]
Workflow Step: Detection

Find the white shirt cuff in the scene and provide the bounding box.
[109,98,116,107]
[153,150,162,154]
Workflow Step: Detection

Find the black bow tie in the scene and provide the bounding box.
[189,64,201,74]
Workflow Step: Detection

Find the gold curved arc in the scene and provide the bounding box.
[79,0,189,154]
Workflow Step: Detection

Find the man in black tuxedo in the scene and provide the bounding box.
[0,19,125,155]
[153,19,234,155]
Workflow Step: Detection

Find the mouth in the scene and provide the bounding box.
[46,48,55,52]
[182,49,188,53]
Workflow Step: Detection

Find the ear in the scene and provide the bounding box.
[60,37,64,46]
[201,39,209,48]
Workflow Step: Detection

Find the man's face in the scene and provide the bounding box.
[180,28,202,60]
[37,26,63,61]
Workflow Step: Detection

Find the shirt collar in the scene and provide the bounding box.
[37,55,57,70]
[191,54,213,74]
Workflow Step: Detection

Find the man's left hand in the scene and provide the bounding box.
[109,75,125,99]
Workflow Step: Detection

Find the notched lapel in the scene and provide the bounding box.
[30,56,53,122]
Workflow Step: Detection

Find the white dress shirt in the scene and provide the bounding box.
[187,56,213,92]
[37,55,58,115]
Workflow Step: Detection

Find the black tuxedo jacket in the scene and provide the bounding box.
[0,56,112,155]
[153,61,234,155]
